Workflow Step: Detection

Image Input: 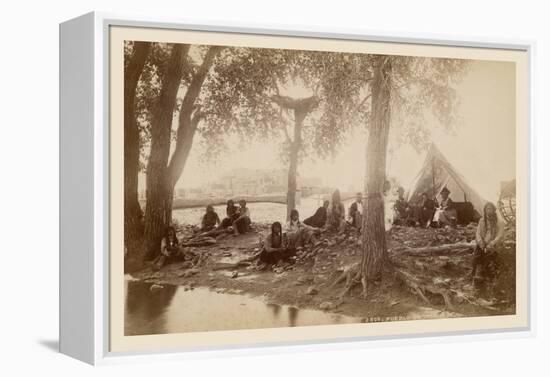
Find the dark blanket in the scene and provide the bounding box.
[304,207,327,228]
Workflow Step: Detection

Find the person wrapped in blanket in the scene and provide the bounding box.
[152,226,181,270]
[233,199,252,235]
[326,189,346,233]
[304,200,329,228]
[256,221,292,265]
[220,199,240,229]
[472,202,505,289]
[200,205,220,232]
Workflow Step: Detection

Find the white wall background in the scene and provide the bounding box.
[0,0,547,374]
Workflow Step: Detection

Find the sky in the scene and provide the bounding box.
[140,59,516,203]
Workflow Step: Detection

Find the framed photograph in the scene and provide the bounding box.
[60,12,533,364]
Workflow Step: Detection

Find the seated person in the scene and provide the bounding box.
[326,189,346,233]
[432,187,458,227]
[348,192,363,228]
[153,226,181,270]
[200,205,220,232]
[233,199,252,235]
[304,200,329,228]
[285,209,315,249]
[472,202,505,288]
[417,192,436,227]
[220,199,239,229]
[392,187,411,225]
[257,221,294,265]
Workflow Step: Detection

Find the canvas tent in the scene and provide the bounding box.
[406,143,487,217]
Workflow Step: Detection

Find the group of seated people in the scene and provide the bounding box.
[256,189,370,264]
[153,199,253,269]
[186,189,359,266]
[393,187,507,287]
[192,186,479,245]
[197,188,360,240]
[199,199,252,236]
[303,189,364,233]
[257,189,506,287]
[392,186,459,228]
[159,188,506,289]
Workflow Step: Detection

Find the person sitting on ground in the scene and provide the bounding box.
[220,199,239,229]
[326,189,346,233]
[417,192,436,227]
[153,226,181,270]
[257,221,293,265]
[472,202,505,289]
[432,187,458,227]
[233,199,251,235]
[200,204,220,232]
[392,187,411,225]
[285,209,316,249]
[304,200,329,228]
[348,192,364,229]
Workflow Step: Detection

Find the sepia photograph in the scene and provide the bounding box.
[111,26,528,350]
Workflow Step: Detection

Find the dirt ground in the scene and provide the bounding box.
[130,222,516,322]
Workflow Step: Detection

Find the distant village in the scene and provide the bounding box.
[139,168,335,201]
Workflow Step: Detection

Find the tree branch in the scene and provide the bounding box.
[167,46,224,184]
[270,94,319,112]
[353,93,372,113]
[191,107,203,130]
[179,46,224,116]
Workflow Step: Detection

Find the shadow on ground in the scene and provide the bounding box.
[38,339,59,353]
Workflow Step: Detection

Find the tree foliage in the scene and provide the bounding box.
[198,48,376,164]
[387,56,469,152]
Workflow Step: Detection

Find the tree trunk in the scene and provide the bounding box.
[164,185,174,226]
[360,56,392,296]
[164,46,223,225]
[286,143,298,220]
[124,41,150,249]
[144,44,189,260]
[286,108,306,220]
[270,95,318,221]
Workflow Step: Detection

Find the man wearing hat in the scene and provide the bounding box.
[432,187,458,227]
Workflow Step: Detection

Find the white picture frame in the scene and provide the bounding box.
[59,11,536,365]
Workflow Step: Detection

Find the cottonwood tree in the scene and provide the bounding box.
[143,44,190,259]
[140,44,224,260]
[123,41,151,247]
[357,55,468,297]
[123,41,178,255]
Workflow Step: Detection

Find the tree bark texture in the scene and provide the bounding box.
[124,41,150,248]
[286,108,305,220]
[144,44,189,260]
[360,56,392,291]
